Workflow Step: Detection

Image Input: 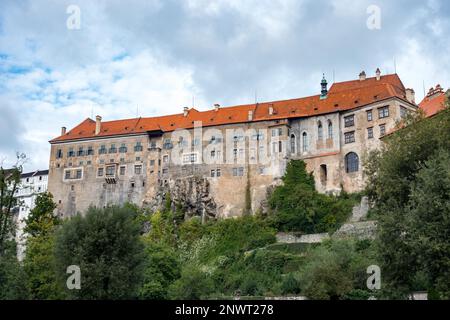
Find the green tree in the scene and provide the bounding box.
[54,205,145,299]
[23,234,64,299]
[139,241,180,299]
[365,104,450,298]
[0,153,26,253]
[0,240,29,299]
[405,150,450,298]
[22,192,63,299]
[23,192,59,237]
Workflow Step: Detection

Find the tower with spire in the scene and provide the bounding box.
[320,74,328,100]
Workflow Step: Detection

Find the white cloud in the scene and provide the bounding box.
[0,0,449,172]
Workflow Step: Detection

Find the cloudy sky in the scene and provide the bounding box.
[0,0,449,172]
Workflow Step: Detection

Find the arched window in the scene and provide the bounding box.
[345,152,359,173]
[290,134,296,154]
[328,120,333,139]
[318,121,323,140]
[302,132,308,152]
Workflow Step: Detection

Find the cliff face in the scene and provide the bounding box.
[144,176,218,221]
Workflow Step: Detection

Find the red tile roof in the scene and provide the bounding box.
[50,74,411,143]
[419,89,448,117]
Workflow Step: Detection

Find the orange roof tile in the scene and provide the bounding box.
[50,74,411,143]
[419,91,448,117]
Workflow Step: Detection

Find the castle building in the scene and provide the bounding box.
[48,70,417,219]
[14,170,49,260]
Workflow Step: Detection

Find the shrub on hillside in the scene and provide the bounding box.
[268,160,356,233]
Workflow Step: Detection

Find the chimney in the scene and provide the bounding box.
[214,104,220,111]
[375,68,381,81]
[426,84,445,100]
[248,110,253,121]
[320,74,328,100]
[269,105,274,115]
[183,107,189,117]
[359,71,366,81]
[405,88,415,104]
[61,127,66,135]
[95,115,102,135]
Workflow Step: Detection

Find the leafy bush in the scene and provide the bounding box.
[139,241,180,299]
[269,160,356,233]
[297,239,377,300]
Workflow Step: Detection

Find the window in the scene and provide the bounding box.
[320,164,327,185]
[119,143,127,153]
[210,169,215,177]
[233,167,244,177]
[278,141,282,153]
[380,124,386,136]
[87,160,92,165]
[134,165,142,175]
[344,115,355,127]
[302,132,308,152]
[400,106,408,118]
[211,150,216,158]
[106,165,115,177]
[318,121,323,140]
[163,139,173,149]
[378,106,389,119]
[233,148,238,158]
[367,110,373,121]
[345,152,359,173]
[64,170,71,179]
[272,128,282,137]
[182,153,197,163]
[98,145,107,154]
[87,146,94,155]
[56,149,63,159]
[136,157,141,161]
[368,127,374,139]
[163,155,169,163]
[109,144,117,153]
[120,166,126,175]
[79,161,83,166]
[344,131,355,144]
[216,168,221,177]
[290,134,296,154]
[134,142,143,152]
[150,159,155,166]
[328,121,333,139]
[77,147,84,157]
[75,169,82,179]
[162,168,168,175]
[67,148,75,157]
